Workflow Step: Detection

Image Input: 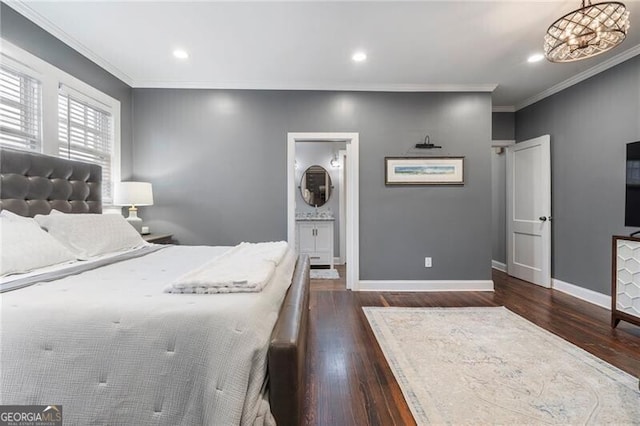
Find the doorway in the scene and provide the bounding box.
[287,133,359,290]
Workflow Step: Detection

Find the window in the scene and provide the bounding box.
[58,89,113,202]
[0,40,120,205]
[0,65,42,152]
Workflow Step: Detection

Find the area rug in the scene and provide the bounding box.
[363,306,640,425]
[310,269,339,280]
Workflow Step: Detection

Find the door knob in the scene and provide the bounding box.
[539,216,547,222]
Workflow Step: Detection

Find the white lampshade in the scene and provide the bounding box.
[114,182,154,206]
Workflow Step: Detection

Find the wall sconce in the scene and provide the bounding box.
[415,135,442,149]
[330,154,341,168]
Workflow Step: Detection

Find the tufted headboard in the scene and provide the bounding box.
[0,147,102,217]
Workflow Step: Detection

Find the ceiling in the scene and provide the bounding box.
[7,0,640,109]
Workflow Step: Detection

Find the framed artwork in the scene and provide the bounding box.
[385,157,464,185]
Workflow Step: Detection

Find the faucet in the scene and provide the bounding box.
[314,204,318,215]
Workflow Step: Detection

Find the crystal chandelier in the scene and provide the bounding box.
[544,1,630,63]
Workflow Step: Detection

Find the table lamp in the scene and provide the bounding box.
[114,181,153,234]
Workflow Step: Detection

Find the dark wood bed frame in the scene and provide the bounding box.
[269,254,310,425]
[0,147,310,426]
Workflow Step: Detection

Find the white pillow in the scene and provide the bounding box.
[0,214,77,276]
[0,209,34,222]
[35,213,147,259]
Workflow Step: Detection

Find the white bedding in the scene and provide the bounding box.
[168,241,289,294]
[0,245,297,426]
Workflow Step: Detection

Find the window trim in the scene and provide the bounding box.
[0,39,121,205]
[0,61,43,152]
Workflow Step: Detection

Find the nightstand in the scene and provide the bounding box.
[142,233,174,244]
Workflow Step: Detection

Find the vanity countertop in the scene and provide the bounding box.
[296,213,335,221]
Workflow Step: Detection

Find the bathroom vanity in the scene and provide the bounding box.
[296,214,334,268]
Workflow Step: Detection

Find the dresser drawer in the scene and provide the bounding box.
[303,251,332,266]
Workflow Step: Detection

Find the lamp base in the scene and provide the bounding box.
[126,207,143,234]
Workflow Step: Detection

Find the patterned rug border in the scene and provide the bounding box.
[362,306,639,425]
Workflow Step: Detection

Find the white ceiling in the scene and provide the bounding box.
[7,0,640,109]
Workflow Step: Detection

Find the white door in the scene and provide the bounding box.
[506,135,551,287]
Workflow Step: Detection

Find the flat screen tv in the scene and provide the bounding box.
[626,141,640,228]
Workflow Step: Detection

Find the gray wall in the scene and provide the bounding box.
[516,55,640,295]
[491,150,506,264]
[492,112,515,140]
[132,89,492,281]
[0,4,134,178]
[295,141,346,258]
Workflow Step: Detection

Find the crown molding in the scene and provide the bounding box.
[134,81,498,92]
[4,0,134,87]
[516,44,640,111]
[492,106,516,113]
[12,0,632,105]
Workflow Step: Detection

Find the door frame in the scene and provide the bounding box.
[492,139,515,153]
[287,132,359,290]
[506,135,552,287]
[490,139,515,273]
[338,148,347,265]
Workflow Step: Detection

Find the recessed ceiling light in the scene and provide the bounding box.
[352,51,367,62]
[173,49,189,60]
[527,53,544,63]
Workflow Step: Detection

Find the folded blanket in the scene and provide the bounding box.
[165,241,289,294]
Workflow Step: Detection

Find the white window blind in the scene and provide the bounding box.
[0,65,42,151]
[58,90,113,202]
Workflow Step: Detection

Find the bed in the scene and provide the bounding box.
[0,147,310,426]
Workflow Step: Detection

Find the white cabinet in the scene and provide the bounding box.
[296,220,334,268]
[612,236,640,329]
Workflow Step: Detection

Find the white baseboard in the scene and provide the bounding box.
[491,260,507,273]
[357,280,494,292]
[551,278,611,310]
[333,257,345,265]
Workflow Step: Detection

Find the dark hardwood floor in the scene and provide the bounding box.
[302,266,640,426]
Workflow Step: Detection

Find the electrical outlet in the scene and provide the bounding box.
[424,257,432,268]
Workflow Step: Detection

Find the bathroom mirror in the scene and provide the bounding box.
[299,165,332,207]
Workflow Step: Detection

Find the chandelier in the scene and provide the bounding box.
[544,1,630,63]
